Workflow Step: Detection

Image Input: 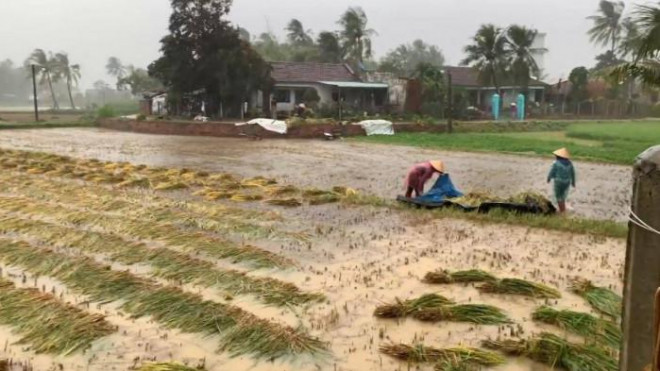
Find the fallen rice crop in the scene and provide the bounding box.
[0,239,326,358]
[570,278,622,318]
[423,269,496,284]
[374,294,453,318]
[380,343,505,366]
[478,278,561,299]
[137,362,203,371]
[411,304,511,325]
[265,198,303,207]
[0,277,115,355]
[532,306,621,349]
[0,214,322,307]
[483,332,617,371]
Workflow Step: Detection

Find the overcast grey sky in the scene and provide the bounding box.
[0,0,643,89]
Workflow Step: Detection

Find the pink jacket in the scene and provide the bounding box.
[405,162,435,191]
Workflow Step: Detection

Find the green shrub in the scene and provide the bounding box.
[137,114,147,121]
[97,105,116,118]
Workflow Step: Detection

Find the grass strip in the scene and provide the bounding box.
[0,215,323,307]
[411,304,511,325]
[0,239,325,358]
[0,277,115,355]
[0,194,291,269]
[374,294,453,318]
[423,270,497,284]
[532,306,621,349]
[570,278,622,318]
[137,363,203,371]
[478,278,561,299]
[380,343,505,366]
[483,332,617,371]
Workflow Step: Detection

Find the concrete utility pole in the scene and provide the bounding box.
[447,71,453,134]
[621,145,660,371]
[31,65,39,122]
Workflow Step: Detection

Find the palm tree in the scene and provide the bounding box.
[26,49,60,110]
[286,19,312,45]
[338,7,377,65]
[461,24,508,92]
[587,0,625,55]
[613,3,660,86]
[106,57,126,88]
[54,53,81,109]
[505,25,547,94]
[318,32,343,63]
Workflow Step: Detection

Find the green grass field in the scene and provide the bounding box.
[357,120,660,165]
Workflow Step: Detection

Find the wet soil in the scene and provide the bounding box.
[0,128,631,221]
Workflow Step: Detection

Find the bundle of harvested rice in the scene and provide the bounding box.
[153,182,189,191]
[532,306,621,348]
[302,188,330,197]
[241,176,277,187]
[265,185,299,196]
[117,177,151,189]
[449,192,502,207]
[412,304,511,325]
[231,193,264,202]
[478,278,561,299]
[483,332,617,371]
[265,198,302,207]
[380,343,505,366]
[570,278,621,318]
[507,191,553,213]
[374,294,454,318]
[308,193,340,205]
[332,186,358,196]
[138,362,203,371]
[423,269,496,284]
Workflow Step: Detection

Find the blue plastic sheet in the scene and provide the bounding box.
[415,174,463,203]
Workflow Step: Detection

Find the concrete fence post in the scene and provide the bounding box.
[622,145,660,371]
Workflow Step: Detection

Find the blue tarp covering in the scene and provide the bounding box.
[415,174,463,203]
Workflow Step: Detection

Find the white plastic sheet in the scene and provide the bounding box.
[235,118,288,134]
[355,120,395,136]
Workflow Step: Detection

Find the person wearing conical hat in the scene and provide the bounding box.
[547,148,576,213]
[405,160,445,198]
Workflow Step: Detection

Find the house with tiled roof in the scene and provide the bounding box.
[444,66,548,109]
[257,61,390,114]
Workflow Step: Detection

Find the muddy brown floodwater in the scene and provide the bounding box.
[0,128,631,221]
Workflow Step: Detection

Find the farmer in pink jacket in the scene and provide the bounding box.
[405,160,445,198]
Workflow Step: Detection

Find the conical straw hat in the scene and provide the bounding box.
[553,148,570,159]
[430,160,445,172]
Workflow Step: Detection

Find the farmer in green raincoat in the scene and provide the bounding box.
[547,148,576,213]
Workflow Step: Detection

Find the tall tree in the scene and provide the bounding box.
[286,19,313,46]
[54,53,81,109]
[587,0,625,55]
[380,39,445,77]
[317,32,343,63]
[461,24,508,92]
[106,57,126,90]
[614,3,660,86]
[338,7,376,65]
[504,25,546,94]
[118,66,164,95]
[568,66,589,103]
[25,49,60,110]
[149,0,271,117]
[252,33,290,61]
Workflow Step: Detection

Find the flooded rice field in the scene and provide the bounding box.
[0,131,626,371]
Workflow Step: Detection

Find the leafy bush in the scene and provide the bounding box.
[97,105,116,118]
[137,114,147,121]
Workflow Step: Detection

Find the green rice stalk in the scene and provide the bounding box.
[570,278,622,318]
[483,332,617,371]
[0,278,115,355]
[412,304,511,325]
[478,278,561,299]
[380,343,505,366]
[423,269,496,284]
[374,294,454,318]
[0,239,326,358]
[532,306,621,348]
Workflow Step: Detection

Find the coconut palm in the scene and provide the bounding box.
[318,32,343,63]
[54,53,81,109]
[286,19,313,45]
[613,3,660,86]
[25,49,60,110]
[505,25,547,93]
[461,24,508,92]
[106,57,126,89]
[587,0,625,55]
[338,7,376,65]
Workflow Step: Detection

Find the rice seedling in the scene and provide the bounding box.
[423,269,496,284]
[478,278,561,299]
[483,332,617,371]
[533,306,621,348]
[0,239,326,358]
[570,278,622,318]
[380,343,505,366]
[0,277,115,355]
[265,198,302,207]
[374,294,453,318]
[412,304,511,325]
[0,214,320,306]
[138,362,203,371]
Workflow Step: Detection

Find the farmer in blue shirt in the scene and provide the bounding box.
[547,148,576,213]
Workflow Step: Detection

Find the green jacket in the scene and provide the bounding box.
[548,160,576,186]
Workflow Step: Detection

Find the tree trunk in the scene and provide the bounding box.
[66,76,76,110]
[46,71,59,110]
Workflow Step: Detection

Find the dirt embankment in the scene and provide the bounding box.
[0,128,631,221]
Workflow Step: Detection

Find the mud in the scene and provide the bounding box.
[0,128,631,221]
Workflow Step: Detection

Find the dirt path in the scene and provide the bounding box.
[0,128,631,221]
